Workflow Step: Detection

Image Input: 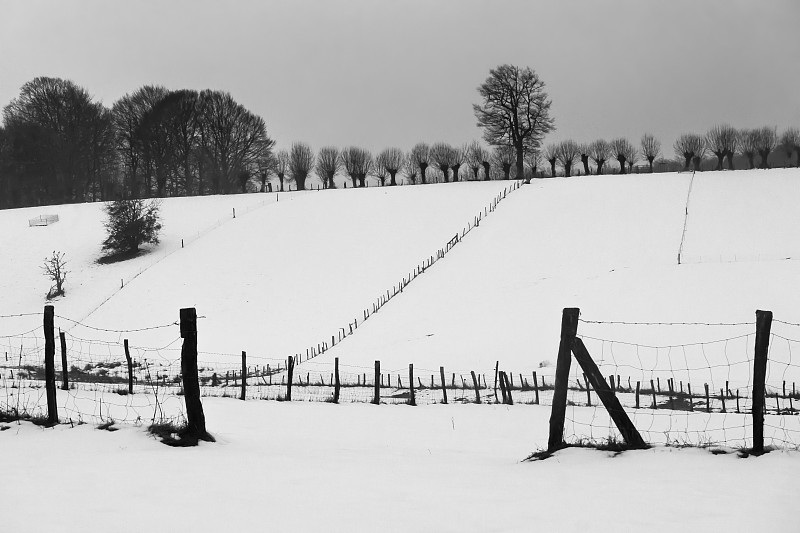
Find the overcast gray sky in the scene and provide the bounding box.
[1,0,799,156]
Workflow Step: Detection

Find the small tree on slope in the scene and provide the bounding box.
[102,198,162,257]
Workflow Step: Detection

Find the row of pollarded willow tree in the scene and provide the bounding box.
[541,126,800,177]
[265,141,532,191]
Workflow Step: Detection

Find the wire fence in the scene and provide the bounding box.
[2,310,798,452]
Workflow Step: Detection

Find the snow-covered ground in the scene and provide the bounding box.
[2,170,800,531]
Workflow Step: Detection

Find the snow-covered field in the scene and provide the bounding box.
[2,170,800,531]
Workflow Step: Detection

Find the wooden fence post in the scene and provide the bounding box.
[498,369,508,404]
[124,339,133,395]
[752,309,772,454]
[409,364,416,406]
[59,329,68,391]
[687,383,693,411]
[571,338,646,448]
[494,361,499,403]
[240,351,247,400]
[584,373,591,406]
[704,383,710,413]
[334,357,340,403]
[43,305,58,425]
[651,379,657,408]
[440,366,448,404]
[179,307,211,442]
[635,381,640,408]
[373,361,380,405]
[502,372,513,405]
[471,370,481,403]
[532,371,539,404]
[547,308,580,452]
[286,356,294,401]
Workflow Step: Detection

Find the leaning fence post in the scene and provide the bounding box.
[409,364,416,406]
[59,329,69,391]
[502,372,514,405]
[547,308,580,452]
[180,307,211,441]
[333,357,340,403]
[493,361,499,403]
[752,309,772,454]
[373,361,380,405]
[440,366,448,404]
[532,371,539,404]
[43,305,58,425]
[124,339,134,395]
[240,351,247,401]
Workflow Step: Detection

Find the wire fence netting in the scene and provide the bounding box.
[1,311,798,450]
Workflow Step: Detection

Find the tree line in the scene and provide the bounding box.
[0,77,273,208]
[3,69,799,209]
[539,126,799,178]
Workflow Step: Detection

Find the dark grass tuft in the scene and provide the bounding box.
[148,421,214,447]
[97,420,119,432]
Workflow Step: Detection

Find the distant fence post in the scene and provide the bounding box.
[180,307,211,442]
[373,361,380,405]
[493,361,499,403]
[333,357,340,403]
[286,356,295,401]
[43,305,58,425]
[240,351,247,400]
[547,308,580,452]
[440,366,448,404]
[124,339,133,394]
[409,364,416,406]
[59,329,68,391]
[752,309,773,454]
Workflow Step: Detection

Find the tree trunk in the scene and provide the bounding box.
[758,150,770,169]
[713,151,724,170]
[683,155,692,171]
[596,160,605,175]
[564,162,572,177]
[515,145,524,181]
[471,167,479,181]
[647,157,655,173]
[450,165,460,182]
[278,175,285,192]
[692,156,702,171]
[389,170,397,186]
[746,153,755,169]
[725,151,736,170]
[439,165,449,183]
[549,159,557,177]
[617,156,627,174]
[481,162,490,181]
[502,164,511,180]
[581,155,591,175]
[419,163,428,184]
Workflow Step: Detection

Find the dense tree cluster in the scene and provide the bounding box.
[0,77,273,208]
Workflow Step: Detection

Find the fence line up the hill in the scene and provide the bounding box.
[70,195,282,332]
[676,170,695,265]
[287,180,524,369]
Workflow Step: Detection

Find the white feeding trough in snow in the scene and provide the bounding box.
[28,214,59,227]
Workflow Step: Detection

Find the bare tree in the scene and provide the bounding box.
[555,140,580,177]
[673,133,705,171]
[340,147,372,188]
[779,127,800,167]
[195,90,273,194]
[544,144,559,177]
[288,142,314,191]
[410,143,430,184]
[403,154,418,184]
[493,145,516,180]
[610,138,634,174]
[430,143,460,182]
[480,148,492,181]
[705,125,738,171]
[578,144,591,175]
[375,147,404,186]
[754,126,777,169]
[41,251,68,299]
[524,150,542,182]
[465,140,487,181]
[316,146,340,189]
[588,140,610,175]
[625,143,639,173]
[739,129,759,170]
[274,150,289,191]
[640,133,661,173]
[473,64,555,182]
